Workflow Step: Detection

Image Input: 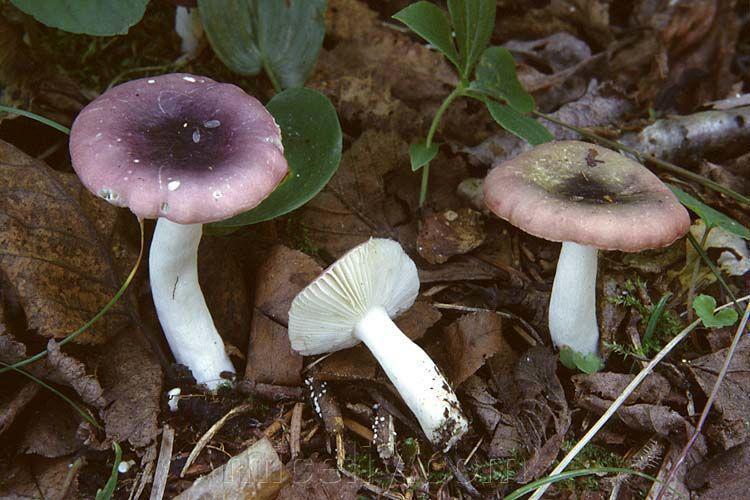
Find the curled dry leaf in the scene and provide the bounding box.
[0,139,130,344]
[441,311,505,387]
[686,441,750,499]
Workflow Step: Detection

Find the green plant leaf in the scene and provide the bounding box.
[409,141,439,172]
[447,0,496,78]
[693,294,739,328]
[210,88,342,228]
[470,46,534,113]
[393,1,460,70]
[198,0,326,89]
[559,347,604,374]
[10,0,148,36]
[643,292,672,346]
[95,442,122,500]
[483,99,553,145]
[669,185,750,239]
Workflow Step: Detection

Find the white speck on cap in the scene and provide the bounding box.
[168,180,181,191]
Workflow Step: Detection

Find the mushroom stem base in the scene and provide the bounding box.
[354,306,468,451]
[150,218,235,390]
[549,241,600,356]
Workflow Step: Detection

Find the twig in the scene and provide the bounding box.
[149,425,175,500]
[289,402,304,460]
[180,403,254,477]
[264,409,294,438]
[655,300,750,499]
[343,417,375,441]
[527,294,750,500]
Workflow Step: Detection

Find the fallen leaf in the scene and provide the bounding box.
[687,336,750,449]
[686,441,750,499]
[0,139,131,344]
[253,245,323,326]
[0,456,80,499]
[442,311,504,386]
[175,437,289,500]
[294,130,407,257]
[417,209,486,264]
[572,372,672,406]
[20,398,84,458]
[246,312,302,386]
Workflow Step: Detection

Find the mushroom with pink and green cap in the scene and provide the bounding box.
[70,73,288,389]
[288,238,469,451]
[483,141,690,363]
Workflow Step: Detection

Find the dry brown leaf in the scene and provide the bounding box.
[295,130,408,258]
[246,312,302,386]
[0,455,79,499]
[442,312,504,387]
[0,139,131,344]
[417,209,486,265]
[20,398,84,458]
[0,381,39,436]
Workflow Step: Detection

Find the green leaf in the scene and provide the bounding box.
[643,293,672,346]
[95,442,122,500]
[210,88,342,228]
[669,185,750,239]
[693,294,739,328]
[559,347,604,374]
[447,0,496,78]
[470,46,534,113]
[198,0,326,89]
[409,141,439,172]
[10,0,148,36]
[483,99,554,145]
[393,2,460,70]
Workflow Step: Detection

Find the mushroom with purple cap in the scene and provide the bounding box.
[483,141,690,366]
[70,73,288,389]
[288,238,469,452]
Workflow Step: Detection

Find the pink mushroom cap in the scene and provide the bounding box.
[483,140,690,252]
[70,73,288,224]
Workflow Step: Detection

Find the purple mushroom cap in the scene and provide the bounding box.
[70,73,288,224]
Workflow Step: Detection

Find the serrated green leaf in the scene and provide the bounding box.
[409,142,439,171]
[199,0,326,89]
[393,1,460,69]
[210,88,342,228]
[95,442,122,500]
[559,346,604,374]
[670,185,750,239]
[483,99,554,145]
[470,46,535,113]
[693,294,739,328]
[447,0,496,78]
[10,0,148,36]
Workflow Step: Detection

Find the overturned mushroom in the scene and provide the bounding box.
[288,238,469,451]
[483,141,689,361]
[70,73,288,389]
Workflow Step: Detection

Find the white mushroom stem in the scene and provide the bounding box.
[174,6,203,57]
[548,241,600,356]
[150,218,235,389]
[354,306,468,451]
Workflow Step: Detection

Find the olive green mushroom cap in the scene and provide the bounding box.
[483,141,690,252]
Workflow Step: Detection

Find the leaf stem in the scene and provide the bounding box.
[0,218,145,375]
[533,111,750,206]
[419,84,466,206]
[0,105,70,135]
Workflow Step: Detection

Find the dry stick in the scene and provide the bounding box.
[343,417,375,441]
[534,111,750,206]
[149,425,175,500]
[180,403,254,477]
[289,402,304,460]
[527,294,750,500]
[655,300,750,499]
